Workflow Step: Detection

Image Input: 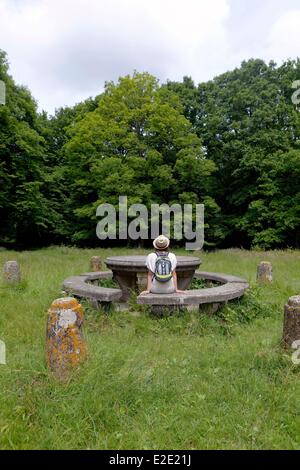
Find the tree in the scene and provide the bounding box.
[0,50,59,246]
[62,72,217,244]
[1,49,299,249]
[168,59,300,248]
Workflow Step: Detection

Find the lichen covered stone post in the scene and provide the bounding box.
[3,261,21,284]
[256,261,272,283]
[46,297,87,379]
[282,295,300,348]
[90,256,102,272]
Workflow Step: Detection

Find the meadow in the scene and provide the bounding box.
[0,247,299,450]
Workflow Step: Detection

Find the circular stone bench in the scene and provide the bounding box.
[137,271,249,313]
[193,271,249,285]
[62,271,122,308]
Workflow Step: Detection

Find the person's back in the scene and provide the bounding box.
[141,235,184,295]
[146,249,177,294]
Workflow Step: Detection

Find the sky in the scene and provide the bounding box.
[0,0,299,114]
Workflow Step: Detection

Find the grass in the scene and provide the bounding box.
[0,246,300,449]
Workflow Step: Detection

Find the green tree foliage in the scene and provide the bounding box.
[167,59,300,248]
[62,72,216,243]
[0,50,61,246]
[37,97,100,240]
[1,51,299,249]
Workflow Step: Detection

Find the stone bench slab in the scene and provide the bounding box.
[194,271,248,284]
[137,271,249,307]
[62,273,122,303]
[80,271,113,281]
[137,282,248,306]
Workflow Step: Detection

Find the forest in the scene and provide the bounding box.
[0,49,299,249]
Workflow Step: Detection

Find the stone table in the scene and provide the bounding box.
[105,255,201,301]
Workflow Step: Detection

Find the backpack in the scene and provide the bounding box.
[154,251,173,283]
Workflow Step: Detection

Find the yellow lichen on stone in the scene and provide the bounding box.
[46,297,87,380]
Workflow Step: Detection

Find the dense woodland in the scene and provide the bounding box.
[0,49,299,249]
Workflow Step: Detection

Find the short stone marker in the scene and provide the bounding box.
[3,261,21,284]
[90,256,102,272]
[282,295,300,348]
[46,297,87,379]
[257,261,272,283]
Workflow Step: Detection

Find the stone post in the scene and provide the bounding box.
[256,261,272,283]
[3,261,21,284]
[282,295,300,348]
[46,297,87,380]
[90,256,102,272]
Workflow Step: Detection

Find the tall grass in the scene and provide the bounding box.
[0,247,299,449]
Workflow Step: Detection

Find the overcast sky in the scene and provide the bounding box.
[0,0,299,114]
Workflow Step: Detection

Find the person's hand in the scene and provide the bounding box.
[176,289,186,294]
[140,290,150,295]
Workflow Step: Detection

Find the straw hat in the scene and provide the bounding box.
[153,235,170,250]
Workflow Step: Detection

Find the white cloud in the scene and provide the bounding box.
[1,0,299,115]
[0,0,230,113]
[264,9,300,63]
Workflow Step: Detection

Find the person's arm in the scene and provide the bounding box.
[173,270,185,294]
[141,270,153,295]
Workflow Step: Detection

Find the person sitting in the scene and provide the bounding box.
[141,235,185,295]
